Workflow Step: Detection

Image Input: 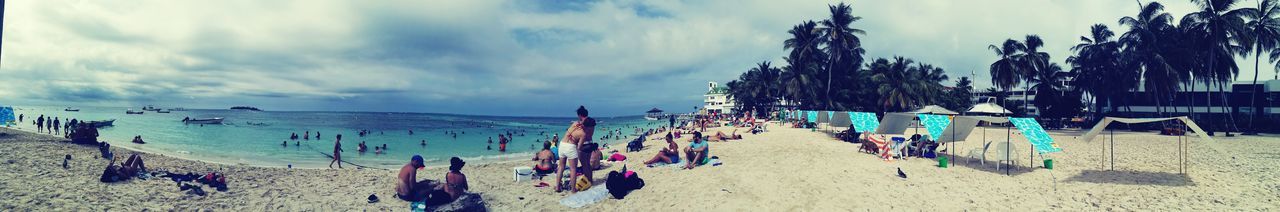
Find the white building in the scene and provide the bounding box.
[703,81,734,114]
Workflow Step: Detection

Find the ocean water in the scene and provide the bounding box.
[9,106,664,168]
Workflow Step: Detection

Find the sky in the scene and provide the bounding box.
[1,0,1276,117]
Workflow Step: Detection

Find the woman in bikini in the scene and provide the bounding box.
[555,106,591,193]
[643,133,681,166]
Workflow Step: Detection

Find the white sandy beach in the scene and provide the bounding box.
[2,123,1278,211]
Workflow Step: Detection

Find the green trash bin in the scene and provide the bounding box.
[1043,159,1054,170]
[938,157,949,168]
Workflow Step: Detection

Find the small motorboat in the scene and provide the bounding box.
[182,117,224,124]
[82,119,115,128]
[64,107,80,112]
[126,109,144,114]
[142,105,159,111]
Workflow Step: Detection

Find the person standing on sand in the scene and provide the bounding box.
[330,134,344,169]
[555,106,594,193]
[36,115,44,133]
[53,118,61,135]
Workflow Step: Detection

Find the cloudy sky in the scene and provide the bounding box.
[1,0,1275,116]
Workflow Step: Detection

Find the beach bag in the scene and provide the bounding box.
[605,170,644,199]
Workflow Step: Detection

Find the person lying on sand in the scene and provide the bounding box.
[684,132,708,170]
[102,154,146,182]
[532,141,557,177]
[397,155,435,201]
[643,133,681,166]
[424,157,469,206]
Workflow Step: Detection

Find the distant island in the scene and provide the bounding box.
[230,106,262,111]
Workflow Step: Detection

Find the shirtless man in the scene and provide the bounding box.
[396,155,433,201]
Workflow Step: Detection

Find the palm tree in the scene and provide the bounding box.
[783,21,825,109]
[1184,0,1249,134]
[818,2,867,110]
[1069,24,1127,119]
[1120,1,1180,117]
[1029,63,1069,119]
[989,39,1025,113]
[1242,0,1280,134]
[1019,35,1051,117]
[870,57,916,112]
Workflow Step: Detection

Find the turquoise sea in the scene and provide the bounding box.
[9,106,663,168]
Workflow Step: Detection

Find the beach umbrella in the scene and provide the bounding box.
[966,103,1011,115]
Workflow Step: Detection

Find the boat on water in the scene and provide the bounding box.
[126,109,144,114]
[171,108,187,111]
[82,119,115,128]
[156,109,171,113]
[142,105,160,111]
[182,117,224,124]
[230,106,262,111]
[64,107,80,112]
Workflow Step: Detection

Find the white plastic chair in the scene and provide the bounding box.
[890,139,914,160]
[967,141,992,165]
[994,142,1018,170]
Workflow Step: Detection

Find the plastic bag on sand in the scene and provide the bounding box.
[560,186,610,208]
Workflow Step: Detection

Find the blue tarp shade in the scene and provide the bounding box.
[0,107,14,126]
[916,114,950,140]
[1010,117,1061,154]
[849,112,879,133]
[806,111,818,124]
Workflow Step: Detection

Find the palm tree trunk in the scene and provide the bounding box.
[1218,80,1239,133]
[1247,50,1262,134]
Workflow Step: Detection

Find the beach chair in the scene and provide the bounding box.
[891,138,914,160]
[966,141,992,165]
[993,142,1018,170]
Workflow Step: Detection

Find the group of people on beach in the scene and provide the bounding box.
[24,114,82,136]
[523,106,611,193]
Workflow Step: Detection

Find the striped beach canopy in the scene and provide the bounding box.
[1009,117,1061,154]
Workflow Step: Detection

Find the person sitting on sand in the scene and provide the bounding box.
[397,155,434,201]
[643,133,681,166]
[532,141,557,177]
[684,132,708,169]
[424,157,469,206]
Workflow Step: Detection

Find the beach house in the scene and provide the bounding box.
[704,81,735,114]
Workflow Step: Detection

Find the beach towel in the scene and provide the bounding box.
[560,185,611,208]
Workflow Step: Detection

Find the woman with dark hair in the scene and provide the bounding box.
[555,106,591,193]
[425,157,469,206]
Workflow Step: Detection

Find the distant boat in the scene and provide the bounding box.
[64,107,80,112]
[126,109,144,114]
[156,109,171,113]
[171,108,187,111]
[183,117,224,124]
[230,106,261,111]
[142,105,160,111]
[82,119,115,128]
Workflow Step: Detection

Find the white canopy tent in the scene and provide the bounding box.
[1079,116,1210,173]
[874,113,916,135]
[966,103,1012,115]
[829,111,852,130]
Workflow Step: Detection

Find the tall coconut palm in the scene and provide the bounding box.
[1069,24,1128,119]
[1019,35,1051,116]
[1184,0,1249,134]
[818,2,867,110]
[989,39,1025,112]
[1120,1,1180,117]
[783,21,825,109]
[1029,63,1069,119]
[870,57,917,112]
[1242,0,1280,134]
